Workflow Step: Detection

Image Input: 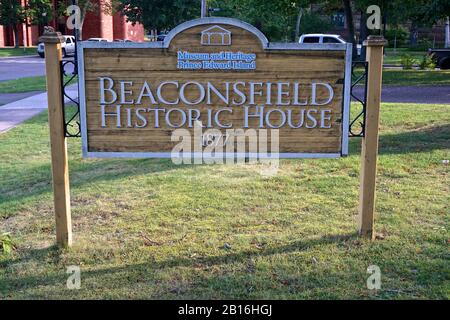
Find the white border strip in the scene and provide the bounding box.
[78,39,347,51]
[77,42,89,158]
[78,17,351,159]
[341,43,353,156]
[84,152,341,159]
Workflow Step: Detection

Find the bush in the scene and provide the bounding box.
[409,39,433,51]
[401,54,417,69]
[419,55,436,70]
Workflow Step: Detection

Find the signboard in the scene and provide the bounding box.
[78,17,352,158]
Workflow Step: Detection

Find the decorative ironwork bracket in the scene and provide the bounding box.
[60,59,81,138]
[349,61,368,137]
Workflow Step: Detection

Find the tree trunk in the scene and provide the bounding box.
[254,19,262,31]
[295,8,304,42]
[359,10,368,61]
[409,22,418,47]
[445,16,449,48]
[12,24,20,48]
[343,0,357,57]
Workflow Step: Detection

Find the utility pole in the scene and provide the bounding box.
[201,0,208,18]
[445,17,449,48]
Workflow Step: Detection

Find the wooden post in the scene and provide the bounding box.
[201,0,208,18]
[358,36,387,239]
[39,28,72,247]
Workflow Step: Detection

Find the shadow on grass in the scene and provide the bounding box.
[379,124,450,155]
[348,124,450,155]
[0,232,359,298]
[0,158,187,215]
[2,124,449,216]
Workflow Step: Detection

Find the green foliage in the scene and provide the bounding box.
[385,27,409,48]
[419,55,436,70]
[26,0,53,25]
[0,234,14,256]
[209,0,310,41]
[400,0,450,27]
[0,0,26,26]
[299,13,333,35]
[409,39,434,51]
[401,54,417,69]
[117,0,200,31]
[116,0,311,41]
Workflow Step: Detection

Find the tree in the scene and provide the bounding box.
[0,0,26,48]
[359,0,450,46]
[209,0,311,41]
[116,0,200,31]
[26,0,53,36]
[399,0,450,46]
[343,0,356,56]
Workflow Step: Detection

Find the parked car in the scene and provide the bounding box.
[37,35,76,58]
[114,39,134,42]
[428,49,450,69]
[157,34,167,41]
[299,33,362,56]
[87,38,109,42]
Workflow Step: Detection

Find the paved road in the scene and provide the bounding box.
[0,55,75,81]
[353,85,450,104]
[0,56,45,81]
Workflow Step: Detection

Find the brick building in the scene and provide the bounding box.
[0,0,144,47]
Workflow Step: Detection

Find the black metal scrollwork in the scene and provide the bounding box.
[60,59,81,138]
[349,61,368,137]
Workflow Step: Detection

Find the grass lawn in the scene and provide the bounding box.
[384,48,427,66]
[0,76,76,94]
[0,47,37,57]
[382,69,450,86]
[0,103,449,299]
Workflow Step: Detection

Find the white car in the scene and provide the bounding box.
[38,35,76,58]
[87,38,109,42]
[299,34,362,56]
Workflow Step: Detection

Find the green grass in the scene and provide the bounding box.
[0,75,77,94]
[0,47,37,57]
[0,103,449,299]
[384,48,427,66]
[382,69,450,86]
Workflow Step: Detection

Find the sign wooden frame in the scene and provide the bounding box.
[77,17,352,159]
[40,21,385,247]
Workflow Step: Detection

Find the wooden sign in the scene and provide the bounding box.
[78,17,352,158]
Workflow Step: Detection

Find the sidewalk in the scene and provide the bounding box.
[0,84,78,134]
